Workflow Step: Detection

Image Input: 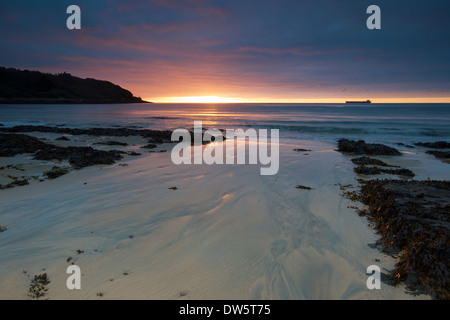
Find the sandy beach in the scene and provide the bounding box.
[1,129,447,300]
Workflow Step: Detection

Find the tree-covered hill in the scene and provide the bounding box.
[0,67,148,104]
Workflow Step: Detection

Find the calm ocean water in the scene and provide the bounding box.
[1,103,449,144]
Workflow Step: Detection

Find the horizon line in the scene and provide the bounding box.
[148,96,450,104]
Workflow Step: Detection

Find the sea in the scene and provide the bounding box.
[1,103,449,145]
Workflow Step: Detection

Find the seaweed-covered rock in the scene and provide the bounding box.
[0,134,122,168]
[0,133,48,156]
[359,179,450,299]
[338,139,401,156]
[34,145,123,168]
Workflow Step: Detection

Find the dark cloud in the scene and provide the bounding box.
[0,0,449,100]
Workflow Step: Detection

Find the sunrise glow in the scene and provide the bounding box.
[154,96,246,103]
[148,96,450,104]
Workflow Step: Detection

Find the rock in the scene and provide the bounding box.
[351,156,397,167]
[55,136,70,141]
[354,165,415,177]
[338,139,401,156]
[293,148,312,152]
[384,168,415,177]
[179,290,188,297]
[426,150,450,159]
[44,166,70,179]
[358,209,367,216]
[396,143,415,148]
[12,179,29,186]
[148,150,167,153]
[93,141,128,146]
[140,143,157,149]
[415,141,450,149]
[34,145,123,168]
[128,151,141,156]
[0,133,48,157]
[354,166,382,175]
[295,185,312,190]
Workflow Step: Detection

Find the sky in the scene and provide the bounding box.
[0,0,449,103]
